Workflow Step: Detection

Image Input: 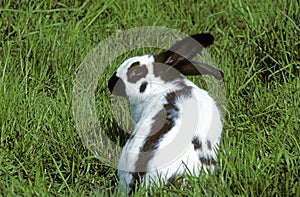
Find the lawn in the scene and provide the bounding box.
[0,0,299,196]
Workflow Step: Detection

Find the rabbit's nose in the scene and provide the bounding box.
[108,72,128,99]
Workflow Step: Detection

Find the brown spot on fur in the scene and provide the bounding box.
[199,156,217,166]
[207,140,212,150]
[153,62,183,82]
[127,62,148,83]
[131,86,192,185]
[192,137,202,150]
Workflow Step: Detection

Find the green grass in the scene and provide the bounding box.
[0,0,299,196]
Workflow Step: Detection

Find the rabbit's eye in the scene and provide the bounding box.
[127,62,148,83]
[139,82,148,93]
[128,62,140,70]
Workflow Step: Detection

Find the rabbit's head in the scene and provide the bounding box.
[108,33,223,102]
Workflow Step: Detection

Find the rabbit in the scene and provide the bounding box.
[108,33,223,194]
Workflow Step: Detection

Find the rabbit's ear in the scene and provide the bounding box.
[173,60,224,80]
[154,33,214,65]
[154,33,223,80]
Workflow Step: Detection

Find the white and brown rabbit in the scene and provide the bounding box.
[108,33,223,193]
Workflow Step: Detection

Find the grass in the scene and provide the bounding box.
[0,0,299,196]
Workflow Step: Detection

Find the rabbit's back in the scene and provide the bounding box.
[118,79,222,189]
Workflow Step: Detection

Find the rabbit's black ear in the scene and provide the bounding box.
[154,33,222,80]
[154,33,214,65]
[173,60,224,80]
